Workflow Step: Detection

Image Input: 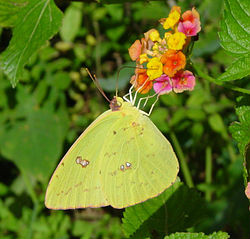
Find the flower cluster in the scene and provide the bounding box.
[128,6,201,95]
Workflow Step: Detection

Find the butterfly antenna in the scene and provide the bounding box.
[85,68,111,103]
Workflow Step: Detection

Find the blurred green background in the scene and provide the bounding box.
[0,0,250,238]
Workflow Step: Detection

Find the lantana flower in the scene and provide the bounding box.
[161,50,186,77]
[172,70,195,93]
[147,57,163,80]
[149,29,161,42]
[178,7,201,37]
[153,74,172,95]
[128,39,142,61]
[128,5,200,96]
[130,69,152,94]
[167,32,186,50]
[160,6,181,30]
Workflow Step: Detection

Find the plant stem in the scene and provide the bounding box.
[170,132,194,188]
[192,63,250,95]
[205,146,212,202]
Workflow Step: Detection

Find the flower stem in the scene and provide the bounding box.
[192,63,250,95]
[205,146,212,202]
[170,131,194,188]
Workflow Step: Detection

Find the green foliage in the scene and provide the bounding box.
[230,96,250,155]
[122,182,206,238]
[230,96,250,185]
[0,0,63,87]
[60,2,83,42]
[164,231,229,239]
[218,0,250,81]
[0,96,69,182]
[0,0,27,28]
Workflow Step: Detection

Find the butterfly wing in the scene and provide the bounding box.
[45,109,118,209]
[46,102,179,209]
[100,106,179,208]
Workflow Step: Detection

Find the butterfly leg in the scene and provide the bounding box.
[141,95,159,116]
[123,85,134,103]
[137,93,157,110]
[142,93,157,108]
[132,79,149,105]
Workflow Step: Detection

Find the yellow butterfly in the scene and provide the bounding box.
[45,71,179,209]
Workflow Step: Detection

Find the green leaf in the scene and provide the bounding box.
[0,0,27,27]
[229,96,250,155]
[0,0,63,87]
[230,96,250,184]
[164,231,229,239]
[0,86,69,182]
[208,113,228,139]
[122,182,206,238]
[60,2,83,42]
[218,0,250,81]
[0,107,69,182]
[218,54,250,81]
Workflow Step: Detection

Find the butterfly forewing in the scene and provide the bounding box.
[45,110,117,209]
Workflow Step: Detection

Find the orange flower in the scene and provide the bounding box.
[160,50,186,77]
[128,40,142,61]
[130,69,153,94]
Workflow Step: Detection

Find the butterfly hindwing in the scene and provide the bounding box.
[101,106,179,208]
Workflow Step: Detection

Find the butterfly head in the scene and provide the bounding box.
[109,96,124,111]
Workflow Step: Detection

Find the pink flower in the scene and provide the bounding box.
[178,21,199,37]
[178,7,201,37]
[172,70,195,93]
[245,182,250,199]
[153,74,172,95]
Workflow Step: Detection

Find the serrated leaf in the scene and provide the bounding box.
[230,96,250,185]
[219,0,250,56]
[122,182,206,238]
[218,54,250,81]
[164,231,229,239]
[218,0,250,81]
[0,0,63,87]
[0,0,27,27]
[229,96,250,155]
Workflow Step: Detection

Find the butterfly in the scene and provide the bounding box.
[45,73,179,209]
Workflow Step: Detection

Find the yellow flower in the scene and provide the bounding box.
[149,29,161,42]
[152,42,159,51]
[163,10,180,30]
[167,32,186,50]
[139,53,149,64]
[146,57,163,80]
[164,32,172,40]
